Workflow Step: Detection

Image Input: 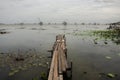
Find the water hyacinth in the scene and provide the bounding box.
[118,53,120,56]
[40,72,47,80]
[0,50,48,78]
[92,30,120,45]
[107,73,116,78]
[8,69,19,76]
[105,56,112,59]
[8,72,15,76]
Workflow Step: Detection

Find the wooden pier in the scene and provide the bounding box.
[48,34,72,80]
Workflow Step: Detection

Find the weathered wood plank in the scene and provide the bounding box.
[53,50,58,80]
[58,47,62,74]
[59,75,63,80]
[60,46,68,69]
[48,34,68,80]
[48,44,59,80]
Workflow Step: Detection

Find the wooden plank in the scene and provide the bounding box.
[48,51,57,80]
[60,47,68,70]
[58,44,62,74]
[53,49,58,80]
[62,49,68,69]
[61,40,66,50]
[59,75,63,80]
[48,34,68,80]
[48,43,59,80]
[59,47,66,72]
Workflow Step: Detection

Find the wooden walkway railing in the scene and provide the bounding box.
[48,34,72,80]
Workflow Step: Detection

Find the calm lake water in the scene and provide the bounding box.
[0,24,120,80]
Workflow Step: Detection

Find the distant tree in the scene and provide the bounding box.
[93,23,97,25]
[48,23,51,25]
[33,23,37,25]
[74,23,77,25]
[97,23,100,25]
[19,23,24,25]
[81,23,85,25]
[39,22,43,25]
[0,23,5,25]
[62,21,67,25]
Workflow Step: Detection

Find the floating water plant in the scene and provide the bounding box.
[8,69,19,76]
[46,62,49,65]
[32,63,38,66]
[13,69,19,73]
[8,72,15,76]
[38,63,42,66]
[104,41,108,44]
[107,73,115,78]
[92,29,120,45]
[93,39,98,44]
[118,53,120,56]
[11,67,16,71]
[94,41,98,44]
[99,73,105,76]
[0,50,48,78]
[32,77,39,80]
[40,72,47,80]
[105,56,112,59]
[21,67,27,70]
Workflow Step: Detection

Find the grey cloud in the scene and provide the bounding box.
[94,0,117,3]
[0,0,120,23]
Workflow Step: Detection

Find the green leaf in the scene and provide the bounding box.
[118,53,120,56]
[105,56,112,59]
[8,72,15,76]
[107,73,115,78]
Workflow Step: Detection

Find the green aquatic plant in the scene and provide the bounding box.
[93,30,120,38]
[105,56,112,59]
[92,29,120,45]
[8,72,15,76]
[93,40,98,44]
[107,73,116,78]
[0,50,48,79]
[38,63,42,66]
[8,69,19,76]
[104,41,108,44]
[32,77,39,80]
[32,72,47,80]
[40,72,47,80]
[118,53,120,56]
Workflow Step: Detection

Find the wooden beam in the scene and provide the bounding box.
[48,34,69,80]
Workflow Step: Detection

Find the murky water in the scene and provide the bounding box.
[0,24,120,80]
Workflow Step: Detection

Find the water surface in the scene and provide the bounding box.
[0,24,120,80]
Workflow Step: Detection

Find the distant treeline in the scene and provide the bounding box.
[1,21,119,25]
[108,21,120,30]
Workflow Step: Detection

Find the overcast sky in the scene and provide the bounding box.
[0,0,120,23]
